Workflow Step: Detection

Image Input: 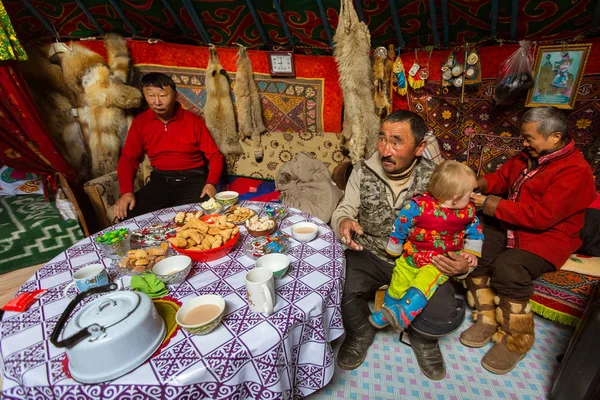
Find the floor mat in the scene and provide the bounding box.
[311,314,572,399]
[0,195,84,274]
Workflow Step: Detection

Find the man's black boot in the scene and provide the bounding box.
[336,323,376,370]
[406,327,446,380]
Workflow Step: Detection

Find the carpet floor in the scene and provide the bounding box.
[311,311,572,400]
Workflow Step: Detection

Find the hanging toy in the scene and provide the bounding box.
[408,49,425,90]
[392,49,407,96]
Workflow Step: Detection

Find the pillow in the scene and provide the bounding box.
[0,166,44,196]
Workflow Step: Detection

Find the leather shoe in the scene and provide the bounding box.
[407,328,446,380]
[336,324,376,370]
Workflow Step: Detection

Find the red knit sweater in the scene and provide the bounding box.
[118,103,224,195]
[483,140,596,268]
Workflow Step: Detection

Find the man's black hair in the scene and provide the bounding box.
[140,72,176,91]
[381,109,429,144]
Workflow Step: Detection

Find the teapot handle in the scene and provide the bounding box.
[50,283,119,349]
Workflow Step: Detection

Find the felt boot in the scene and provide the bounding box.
[369,291,401,329]
[460,276,498,347]
[481,296,534,375]
[336,323,377,370]
[381,287,428,332]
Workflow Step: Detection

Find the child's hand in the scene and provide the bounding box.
[459,252,478,267]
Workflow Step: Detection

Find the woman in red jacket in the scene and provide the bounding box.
[465,106,596,375]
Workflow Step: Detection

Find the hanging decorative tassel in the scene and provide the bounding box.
[234,44,266,162]
[392,50,407,96]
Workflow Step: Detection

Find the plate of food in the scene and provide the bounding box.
[118,242,173,274]
[223,205,255,225]
[168,214,240,262]
[199,198,223,214]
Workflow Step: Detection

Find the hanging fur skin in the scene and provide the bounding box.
[234,45,266,162]
[19,45,90,179]
[334,0,380,163]
[205,45,242,158]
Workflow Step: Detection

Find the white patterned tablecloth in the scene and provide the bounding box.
[0,202,345,399]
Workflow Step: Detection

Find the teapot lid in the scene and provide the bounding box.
[75,291,140,330]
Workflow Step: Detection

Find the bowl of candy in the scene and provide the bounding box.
[96,228,131,260]
[245,231,290,259]
[264,204,287,221]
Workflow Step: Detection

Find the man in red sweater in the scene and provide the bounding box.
[115,73,224,220]
[465,106,596,374]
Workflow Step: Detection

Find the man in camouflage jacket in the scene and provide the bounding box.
[331,110,470,380]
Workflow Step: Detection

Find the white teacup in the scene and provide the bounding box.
[245,267,276,315]
[63,264,118,298]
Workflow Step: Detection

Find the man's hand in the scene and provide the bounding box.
[431,252,470,276]
[469,193,486,208]
[201,183,217,199]
[338,218,364,251]
[114,192,136,220]
[459,251,478,267]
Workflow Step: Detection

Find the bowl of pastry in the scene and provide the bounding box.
[246,216,277,237]
[168,214,240,262]
[118,242,173,274]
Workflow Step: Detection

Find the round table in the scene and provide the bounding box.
[0,201,345,399]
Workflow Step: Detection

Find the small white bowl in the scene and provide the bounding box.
[152,255,192,285]
[291,222,319,242]
[176,294,226,335]
[255,253,290,279]
[215,191,239,207]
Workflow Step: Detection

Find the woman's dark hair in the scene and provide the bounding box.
[140,72,176,91]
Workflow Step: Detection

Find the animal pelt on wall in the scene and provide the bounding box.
[334,0,380,164]
[19,45,90,179]
[234,45,266,163]
[205,45,242,158]
[59,35,141,178]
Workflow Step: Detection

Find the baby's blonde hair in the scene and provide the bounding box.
[427,160,477,202]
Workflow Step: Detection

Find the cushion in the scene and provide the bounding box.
[531,260,600,327]
[0,166,44,196]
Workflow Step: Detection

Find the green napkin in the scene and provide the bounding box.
[130,272,168,298]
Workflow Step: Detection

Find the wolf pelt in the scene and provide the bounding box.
[234,46,266,162]
[19,46,90,179]
[334,0,380,163]
[204,45,242,157]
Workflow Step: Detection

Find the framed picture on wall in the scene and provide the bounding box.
[525,44,591,109]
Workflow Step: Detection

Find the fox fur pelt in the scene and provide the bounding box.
[234,45,266,163]
[19,46,90,179]
[334,0,380,163]
[205,45,242,157]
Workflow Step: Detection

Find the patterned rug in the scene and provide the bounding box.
[310,309,572,400]
[0,195,84,274]
[409,75,600,189]
[134,65,325,134]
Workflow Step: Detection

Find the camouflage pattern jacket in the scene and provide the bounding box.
[331,152,435,262]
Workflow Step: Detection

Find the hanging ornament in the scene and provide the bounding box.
[408,49,426,90]
[464,47,482,85]
[418,48,432,81]
[392,50,407,96]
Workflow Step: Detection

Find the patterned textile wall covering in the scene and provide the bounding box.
[408,76,600,189]
[79,40,342,133]
[3,1,599,53]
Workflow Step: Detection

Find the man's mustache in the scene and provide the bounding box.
[382,156,394,163]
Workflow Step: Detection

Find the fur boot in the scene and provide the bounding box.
[481,296,535,374]
[460,276,498,347]
[205,45,242,158]
[234,45,265,162]
[334,0,380,163]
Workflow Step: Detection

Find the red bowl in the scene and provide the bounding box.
[170,214,240,262]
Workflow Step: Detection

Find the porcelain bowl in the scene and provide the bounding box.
[152,255,192,285]
[290,222,319,242]
[255,253,290,279]
[215,191,239,207]
[176,294,226,335]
